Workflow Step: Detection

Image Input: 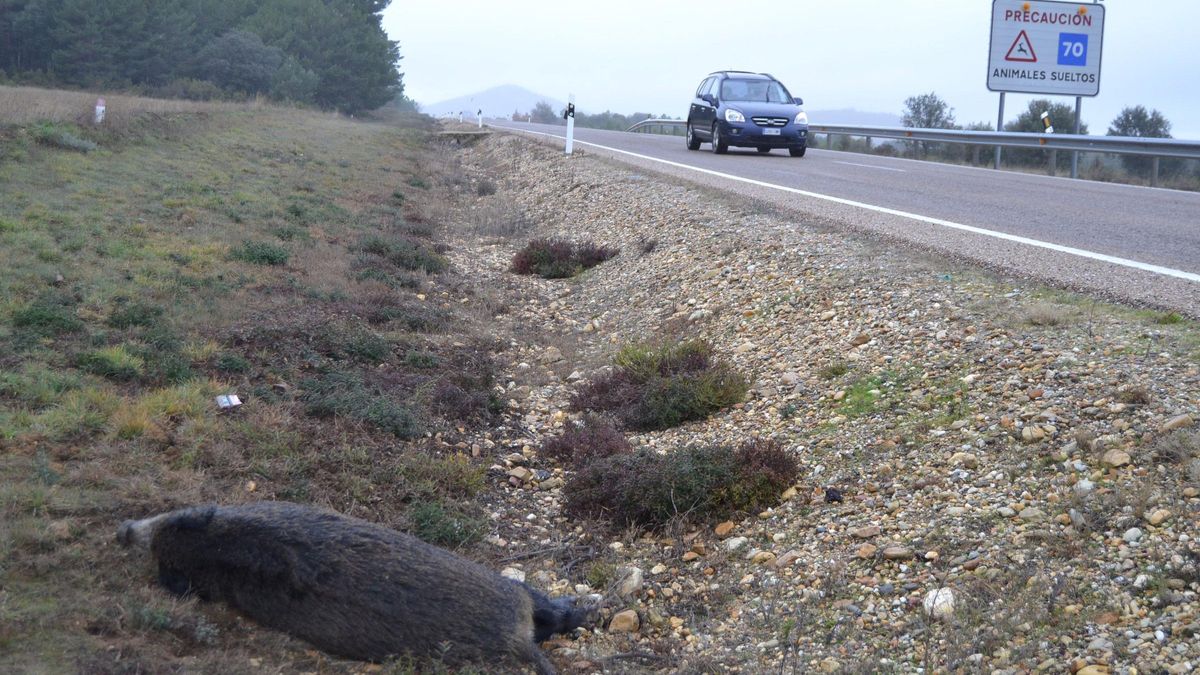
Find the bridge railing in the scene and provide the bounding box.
[626,119,1200,186]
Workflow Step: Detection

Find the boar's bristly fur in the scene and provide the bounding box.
[117,501,596,674]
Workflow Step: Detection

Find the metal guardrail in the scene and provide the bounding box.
[626,118,1200,185]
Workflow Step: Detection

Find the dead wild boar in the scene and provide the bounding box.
[117,501,596,674]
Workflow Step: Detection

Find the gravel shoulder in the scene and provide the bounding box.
[495,124,1200,318]
[432,130,1200,675]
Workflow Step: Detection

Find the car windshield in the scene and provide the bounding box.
[720,79,791,103]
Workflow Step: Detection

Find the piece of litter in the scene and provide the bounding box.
[215,394,242,410]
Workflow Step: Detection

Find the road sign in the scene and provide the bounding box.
[988,0,1105,97]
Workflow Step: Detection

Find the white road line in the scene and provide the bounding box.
[834,161,906,172]
[494,124,1200,284]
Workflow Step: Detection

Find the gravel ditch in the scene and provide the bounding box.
[429,131,1200,675]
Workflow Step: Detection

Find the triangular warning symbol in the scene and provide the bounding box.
[1005,30,1037,62]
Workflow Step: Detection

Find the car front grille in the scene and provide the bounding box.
[752,117,789,127]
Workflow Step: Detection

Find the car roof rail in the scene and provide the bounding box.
[710,70,757,76]
[758,72,777,80]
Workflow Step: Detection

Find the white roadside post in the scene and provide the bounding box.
[1041,111,1057,175]
[477,108,483,129]
[564,94,576,155]
[94,98,106,125]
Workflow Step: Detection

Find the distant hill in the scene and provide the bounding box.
[807,108,902,127]
[421,85,565,118]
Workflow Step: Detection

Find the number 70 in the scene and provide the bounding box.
[1061,41,1085,58]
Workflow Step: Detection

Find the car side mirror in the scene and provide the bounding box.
[701,94,716,106]
[793,97,804,106]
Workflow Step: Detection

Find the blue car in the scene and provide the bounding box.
[686,71,808,157]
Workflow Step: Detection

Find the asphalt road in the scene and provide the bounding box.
[494,120,1200,313]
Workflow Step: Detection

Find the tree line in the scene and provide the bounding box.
[0,0,406,114]
[900,92,1182,177]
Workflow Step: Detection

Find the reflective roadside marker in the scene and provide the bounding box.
[1041,111,1054,134]
[95,98,106,125]
[564,94,576,155]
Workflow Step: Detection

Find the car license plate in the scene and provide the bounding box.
[763,128,781,135]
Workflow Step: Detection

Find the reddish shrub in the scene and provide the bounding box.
[540,414,631,467]
[564,440,799,529]
[511,238,619,279]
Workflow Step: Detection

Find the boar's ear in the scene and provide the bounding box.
[170,506,217,530]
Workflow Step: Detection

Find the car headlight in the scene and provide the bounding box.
[794,111,809,125]
[725,109,745,123]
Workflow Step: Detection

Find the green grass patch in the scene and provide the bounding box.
[231,240,289,266]
[407,500,486,548]
[106,301,164,329]
[300,370,421,438]
[76,345,145,382]
[11,294,83,336]
[357,235,448,274]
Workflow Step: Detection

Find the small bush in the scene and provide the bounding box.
[270,224,310,242]
[215,353,250,374]
[430,379,487,419]
[358,235,448,274]
[232,240,289,266]
[315,320,391,363]
[1156,312,1184,325]
[32,122,97,153]
[300,371,422,439]
[1151,430,1198,472]
[564,440,799,528]
[359,299,449,332]
[11,294,83,335]
[398,453,485,499]
[77,345,144,381]
[407,500,486,548]
[540,414,631,467]
[354,259,422,290]
[475,179,497,197]
[107,301,163,329]
[572,340,748,431]
[407,176,428,189]
[403,350,439,369]
[818,361,850,380]
[1025,302,1068,327]
[1116,385,1152,405]
[511,238,619,279]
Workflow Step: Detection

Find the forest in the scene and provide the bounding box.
[0,0,405,113]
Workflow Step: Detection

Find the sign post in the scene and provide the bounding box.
[564,94,576,156]
[987,0,1105,176]
[94,98,106,125]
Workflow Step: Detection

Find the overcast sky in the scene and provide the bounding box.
[383,1,1200,138]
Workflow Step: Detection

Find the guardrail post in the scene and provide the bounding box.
[1048,150,1057,177]
[1151,157,1160,187]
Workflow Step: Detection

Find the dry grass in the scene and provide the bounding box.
[0,85,251,129]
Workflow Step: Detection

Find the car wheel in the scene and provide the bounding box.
[789,145,807,158]
[686,124,701,151]
[711,123,728,154]
[757,147,771,154]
